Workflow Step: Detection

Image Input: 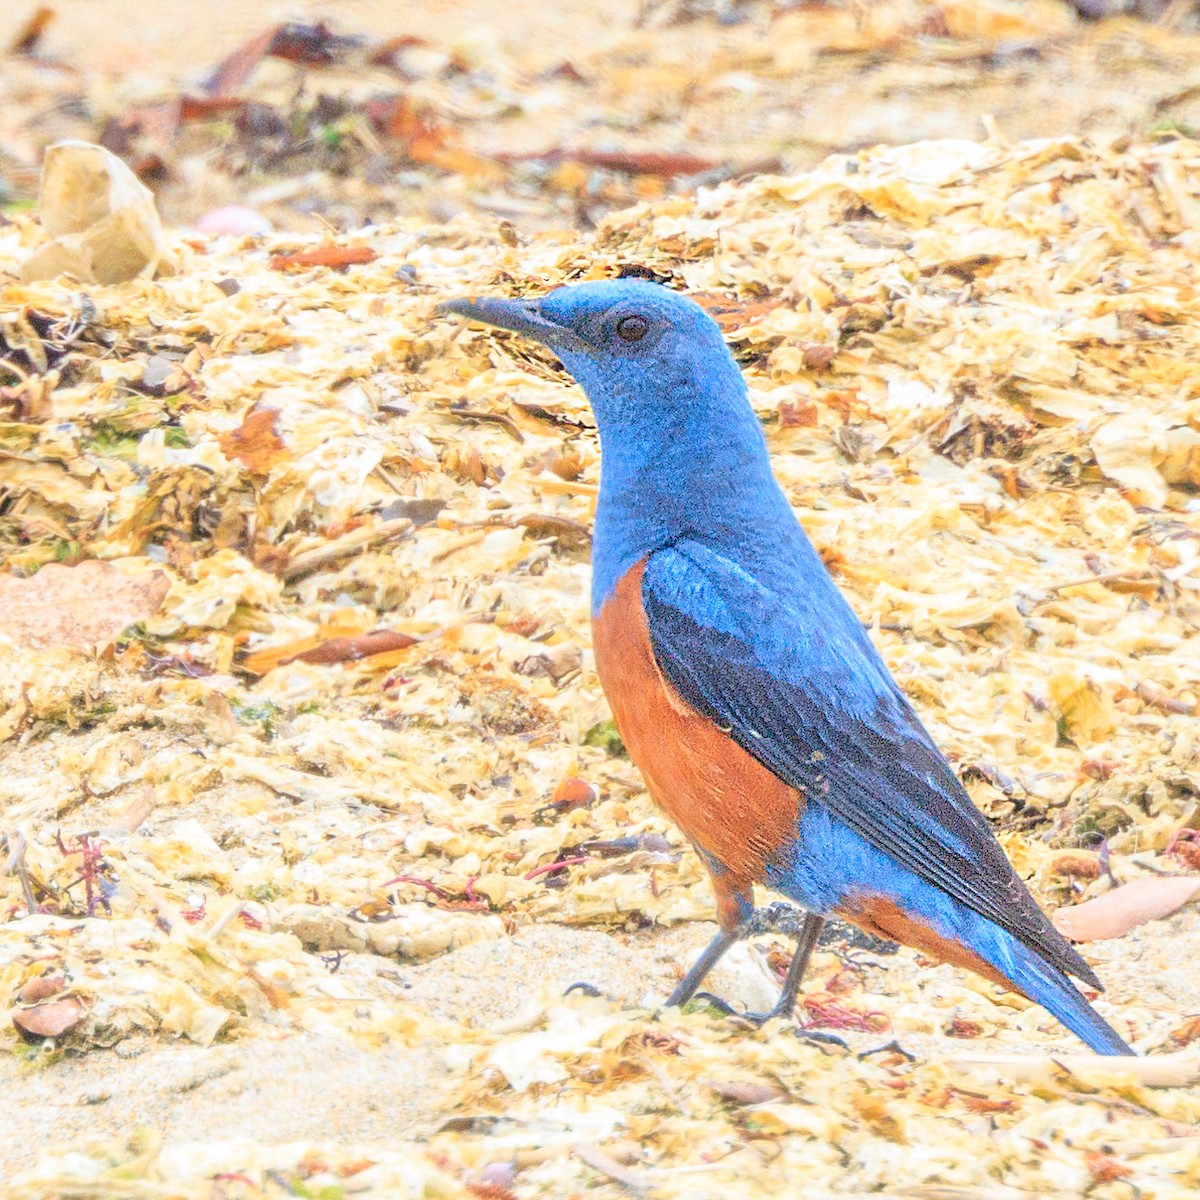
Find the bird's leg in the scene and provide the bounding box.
[665,925,741,1008]
[667,870,754,1007]
[750,907,825,1022]
[667,893,827,1026]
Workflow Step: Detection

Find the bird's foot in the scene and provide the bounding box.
[689,990,792,1027]
[689,991,740,1017]
[688,992,848,1048]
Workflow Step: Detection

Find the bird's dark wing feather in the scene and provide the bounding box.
[641,539,1100,987]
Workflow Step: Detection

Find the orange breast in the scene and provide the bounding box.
[593,559,803,928]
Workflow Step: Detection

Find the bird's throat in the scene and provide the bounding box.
[589,416,792,614]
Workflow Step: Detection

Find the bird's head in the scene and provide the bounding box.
[439,279,792,593]
[437,279,747,439]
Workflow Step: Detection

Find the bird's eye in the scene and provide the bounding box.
[616,315,649,342]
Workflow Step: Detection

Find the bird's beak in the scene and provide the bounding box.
[436,295,593,354]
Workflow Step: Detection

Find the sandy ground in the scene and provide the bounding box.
[11,0,637,75]
[4,914,1193,1178]
[7,0,1200,229]
[0,925,704,1170]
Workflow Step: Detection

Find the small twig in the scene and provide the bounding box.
[1136,680,1197,716]
[1042,569,1157,596]
[2,832,37,912]
[381,874,453,900]
[281,516,412,582]
[446,404,525,442]
[948,1051,1198,1087]
[430,528,490,562]
[893,409,954,457]
[533,477,599,498]
[572,1143,651,1196]
[206,900,246,941]
[1157,0,1197,34]
[1096,836,1119,887]
[2,831,25,875]
[78,834,106,916]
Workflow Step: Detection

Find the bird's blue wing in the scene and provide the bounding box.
[641,538,1099,986]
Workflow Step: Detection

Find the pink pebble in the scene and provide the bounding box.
[195,206,273,236]
[476,1162,517,1189]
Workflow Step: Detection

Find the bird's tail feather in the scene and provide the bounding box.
[991,935,1132,1057]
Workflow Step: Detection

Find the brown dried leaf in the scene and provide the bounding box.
[204,25,280,97]
[802,343,837,370]
[269,246,376,271]
[286,630,419,666]
[218,406,287,474]
[17,975,66,1004]
[1052,876,1200,942]
[704,1079,787,1105]
[1167,831,1200,871]
[1049,853,1101,881]
[117,787,156,833]
[9,5,54,55]
[0,561,168,652]
[954,1090,1016,1115]
[13,996,85,1039]
[779,399,819,428]
[693,293,781,333]
[1085,1152,1133,1184]
[412,142,506,183]
[502,148,717,177]
[1170,1015,1200,1047]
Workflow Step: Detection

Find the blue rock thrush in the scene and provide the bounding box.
[439,279,1131,1055]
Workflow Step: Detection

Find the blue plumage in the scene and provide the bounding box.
[438,279,1132,1055]
[767,807,1131,1055]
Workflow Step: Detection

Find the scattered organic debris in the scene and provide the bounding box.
[4,2,1200,231]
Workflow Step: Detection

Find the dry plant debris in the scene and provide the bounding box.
[5,1,1200,233]
[3,126,1200,1195]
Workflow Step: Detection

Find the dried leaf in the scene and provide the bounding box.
[704,1078,787,1104]
[1085,1151,1133,1184]
[269,245,377,270]
[203,25,280,97]
[503,148,718,176]
[17,975,66,1004]
[779,399,819,428]
[218,406,287,474]
[1048,671,1115,743]
[22,141,176,284]
[13,997,85,1039]
[286,629,419,666]
[693,293,782,332]
[9,5,54,55]
[1170,1016,1200,1047]
[1052,876,1200,942]
[0,561,168,651]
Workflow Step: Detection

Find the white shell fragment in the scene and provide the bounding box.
[20,140,177,285]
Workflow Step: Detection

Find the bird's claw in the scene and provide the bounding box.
[687,992,847,1048]
[688,991,741,1017]
[690,992,794,1028]
[563,981,606,999]
[790,1027,850,1050]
